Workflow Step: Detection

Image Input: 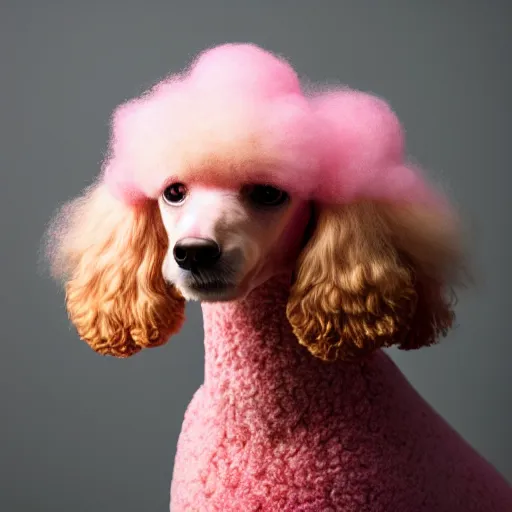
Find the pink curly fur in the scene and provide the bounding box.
[104,43,441,209]
[171,278,511,511]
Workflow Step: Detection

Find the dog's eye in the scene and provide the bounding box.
[246,185,288,207]
[163,183,187,205]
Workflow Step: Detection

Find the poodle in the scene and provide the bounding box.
[46,43,512,511]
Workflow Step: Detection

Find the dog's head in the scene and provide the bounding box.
[45,43,464,360]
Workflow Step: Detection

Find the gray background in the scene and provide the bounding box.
[2,1,511,511]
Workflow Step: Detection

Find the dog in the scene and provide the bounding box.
[46,43,512,511]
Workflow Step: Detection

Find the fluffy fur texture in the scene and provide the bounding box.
[287,201,460,361]
[46,184,184,357]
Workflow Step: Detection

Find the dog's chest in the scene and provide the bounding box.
[169,384,406,512]
[169,352,512,512]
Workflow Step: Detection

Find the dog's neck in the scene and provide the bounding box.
[200,273,373,434]
[202,272,301,386]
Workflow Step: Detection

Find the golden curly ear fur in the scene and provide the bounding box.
[46,183,185,357]
[286,201,463,362]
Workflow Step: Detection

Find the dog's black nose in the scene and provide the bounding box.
[173,238,222,271]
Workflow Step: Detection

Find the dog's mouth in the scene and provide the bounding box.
[182,270,240,300]
[174,253,243,301]
[188,279,234,292]
[184,278,240,302]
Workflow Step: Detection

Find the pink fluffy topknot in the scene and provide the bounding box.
[188,43,302,99]
[103,43,443,208]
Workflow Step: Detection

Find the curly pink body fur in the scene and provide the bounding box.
[170,278,511,512]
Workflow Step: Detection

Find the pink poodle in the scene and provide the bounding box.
[46,43,512,511]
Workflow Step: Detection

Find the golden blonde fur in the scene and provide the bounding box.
[286,201,464,361]
[47,184,185,357]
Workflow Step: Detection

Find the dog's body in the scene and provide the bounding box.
[170,280,510,511]
[45,44,512,511]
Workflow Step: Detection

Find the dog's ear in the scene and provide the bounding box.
[286,200,464,361]
[45,183,185,357]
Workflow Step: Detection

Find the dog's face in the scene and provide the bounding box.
[158,182,310,302]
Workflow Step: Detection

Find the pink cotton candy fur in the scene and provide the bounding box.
[103,43,442,208]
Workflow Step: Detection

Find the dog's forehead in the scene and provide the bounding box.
[158,150,310,197]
